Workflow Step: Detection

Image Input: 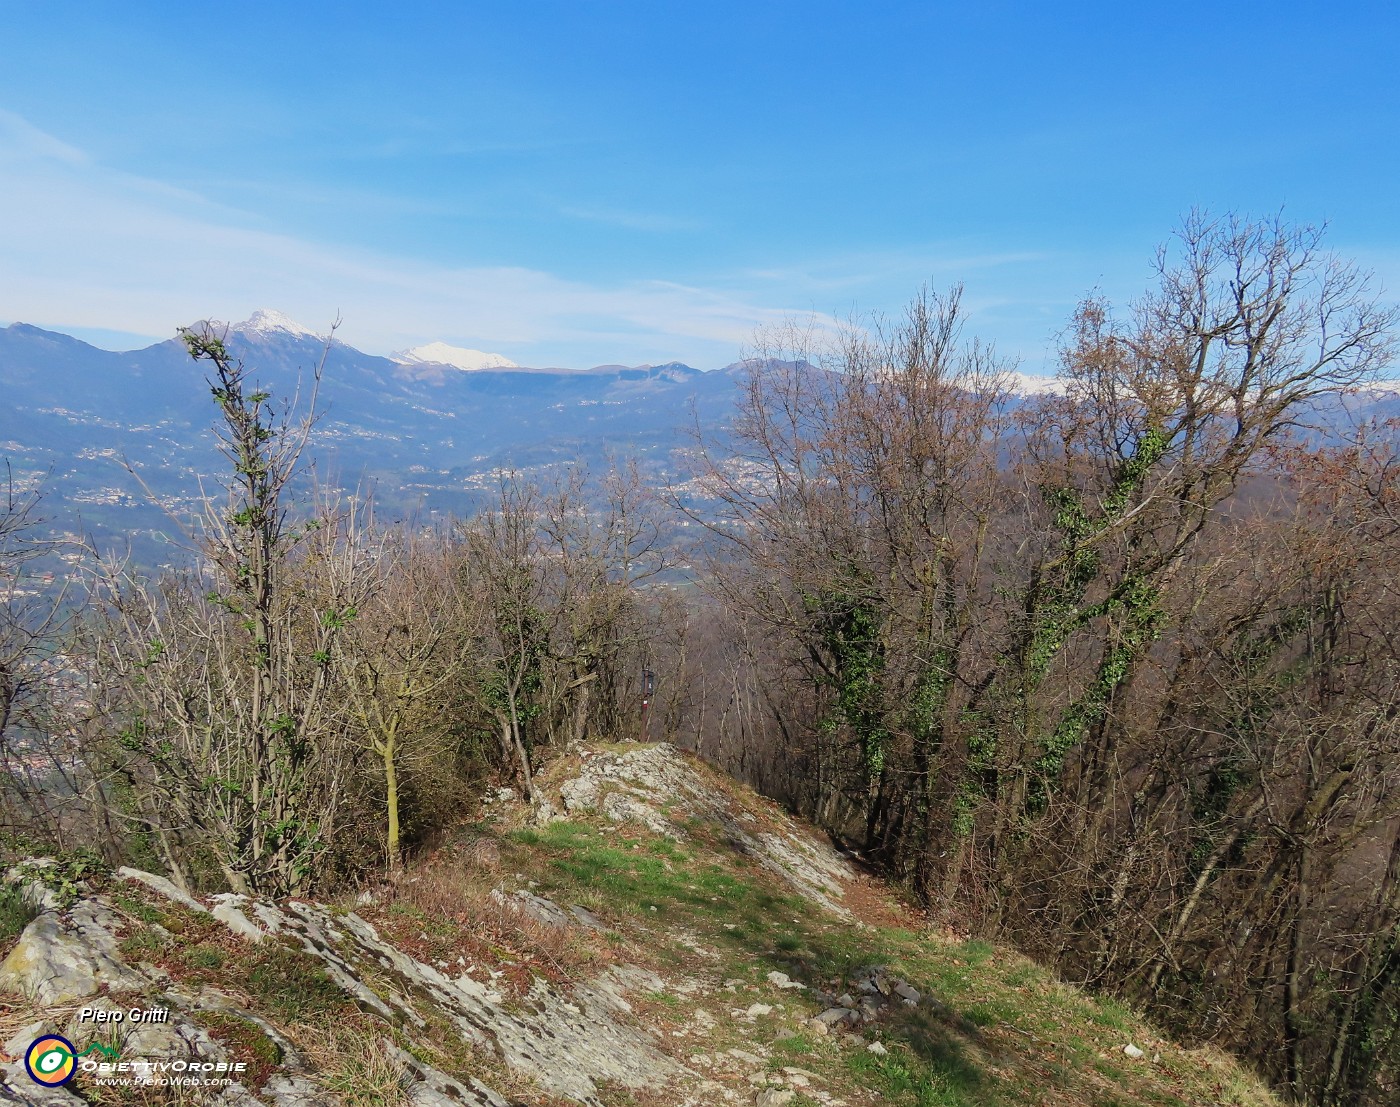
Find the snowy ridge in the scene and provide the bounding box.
[1008,371,1066,396]
[393,341,517,372]
[232,309,324,340]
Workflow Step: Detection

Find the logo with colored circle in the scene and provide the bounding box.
[25,1035,76,1086]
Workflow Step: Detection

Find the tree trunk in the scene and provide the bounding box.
[1147,794,1267,994]
[383,733,402,874]
[1284,843,1312,1097]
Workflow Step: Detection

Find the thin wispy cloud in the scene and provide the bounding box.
[0,112,832,365]
[4,2,1396,379]
[0,108,88,166]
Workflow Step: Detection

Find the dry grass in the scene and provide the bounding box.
[368,848,614,991]
[294,1022,412,1107]
[462,835,501,872]
[390,849,497,917]
[0,996,80,1058]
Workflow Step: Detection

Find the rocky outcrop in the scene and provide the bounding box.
[0,900,146,1005]
[0,870,682,1107]
[558,744,856,917]
[272,900,682,1104]
[0,748,925,1106]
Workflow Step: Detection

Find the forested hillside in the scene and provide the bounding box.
[2,214,1397,1105]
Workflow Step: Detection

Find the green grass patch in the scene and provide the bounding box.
[194,1010,281,1088]
[497,797,1279,1107]
[645,837,688,860]
[964,998,1020,1028]
[1090,997,1135,1031]
[118,924,171,961]
[510,820,791,930]
[111,890,170,926]
[181,943,226,971]
[244,944,353,1022]
[0,885,38,948]
[771,1033,817,1056]
[1002,963,1041,988]
[848,1044,984,1107]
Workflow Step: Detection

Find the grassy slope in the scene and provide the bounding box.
[0,747,1285,1107]
[365,747,1282,1107]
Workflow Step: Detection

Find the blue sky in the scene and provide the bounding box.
[2,1,1397,371]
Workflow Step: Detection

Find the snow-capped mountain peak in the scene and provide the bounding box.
[392,341,517,372]
[1008,371,1066,396]
[233,309,323,340]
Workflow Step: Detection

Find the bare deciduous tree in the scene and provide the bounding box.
[0,468,82,844]
[82,323,374,895]
[685,214,1400,1103]
[337,525,471,873]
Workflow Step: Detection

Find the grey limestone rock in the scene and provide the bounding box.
[0,1067,84,1105]
[257,1072,335,1106]
[116,868,207,914]
[568,904,607,930]
[382,1042,511,1107]
[490,888,573,928]
[2,1021,49,1060]
[0,904,145,1004]
[814,1007,859,1029]
[241,900,682,1106]
[208,893,267,942]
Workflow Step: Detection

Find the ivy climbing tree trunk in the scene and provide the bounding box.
[685,214,1400,1103]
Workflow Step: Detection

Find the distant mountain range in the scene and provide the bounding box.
[0,311,760,569]
[4,309,1396,576]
